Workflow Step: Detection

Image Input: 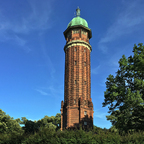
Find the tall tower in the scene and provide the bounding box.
[60,7,94,131]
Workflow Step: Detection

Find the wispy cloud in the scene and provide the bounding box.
[94,112,108,119]
[91,65,101,75]
[35,85,63,98]
[35,89,50,96]
[41,43,56,81]
[0,0,53,51]
[98,1,144,53]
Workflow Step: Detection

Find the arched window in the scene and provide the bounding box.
[84,111,87,115]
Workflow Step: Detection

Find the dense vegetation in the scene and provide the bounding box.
[0,108,144,144]
[0,43,144,143]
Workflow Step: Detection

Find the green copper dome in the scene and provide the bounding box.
[67,17,88,28]
[67,7,89,28]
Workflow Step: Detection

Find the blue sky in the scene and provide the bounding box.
[0,0,144,129]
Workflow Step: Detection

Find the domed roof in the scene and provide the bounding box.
[67,16,88,28]
[67,7,89,28]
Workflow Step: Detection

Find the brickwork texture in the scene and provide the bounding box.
[60,27,94,131]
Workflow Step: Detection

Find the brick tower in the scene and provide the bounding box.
[60,7,94,131]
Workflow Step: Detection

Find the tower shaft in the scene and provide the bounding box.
[60,8,94,131]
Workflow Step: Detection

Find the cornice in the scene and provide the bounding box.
[64,40,92,52]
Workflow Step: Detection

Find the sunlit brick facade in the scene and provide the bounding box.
[60,8,94,131]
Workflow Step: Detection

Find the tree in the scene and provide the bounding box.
[20,113,61,134]
[102,43,144,134]
[20,117,40,134]
[38,114,61,131]
[0,109,23,134]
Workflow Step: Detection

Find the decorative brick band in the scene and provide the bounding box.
[64,40,92,52]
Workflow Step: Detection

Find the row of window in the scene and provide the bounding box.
[74,61,86,66]
[74,80,86,84]
[73,29,79,34]
[72,29,87,35]
[81,30,87,35]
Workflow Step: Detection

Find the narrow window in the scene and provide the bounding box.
[75,80,76,84]
[84,62,86,66]
[76,30,79,33]
[84,81,86,85]
[75,47,76,51]
[74,100,76,104]
[84,121,87,125]
[84,111,87,115]
[75,61,77,65]
[84,49,86,52]
[73,29,79,34]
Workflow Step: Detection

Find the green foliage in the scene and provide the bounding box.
[0,109,24,135]
[0,109,144,143]
[20,113,61,135]
[103,43,144,134]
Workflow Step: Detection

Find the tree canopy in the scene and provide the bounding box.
[0,109,23,134]
[20,113,61,134]
[0,108,61,135]
[102,43,144,134]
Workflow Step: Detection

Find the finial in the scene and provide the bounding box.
[74,12,76,17]
[76,7,80,17]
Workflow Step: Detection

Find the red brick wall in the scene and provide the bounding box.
[61,27,94,131]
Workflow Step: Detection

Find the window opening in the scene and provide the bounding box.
[75,61,77,65]
[75,80,76,84]
[84,111,87,115]
[73,29,79,34]
[84,121,87,125]
[75,47,77,51]
[82,30,87,35]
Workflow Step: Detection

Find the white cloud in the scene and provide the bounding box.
[36,85,63,98]
[0,0,53,51]
[35,89,50,96]
[94,112,108,119]
[91,65,101,75]
[41,43,56,80]
[0,0,53,34]
[98,1,144,53]
[20,0,53,33]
